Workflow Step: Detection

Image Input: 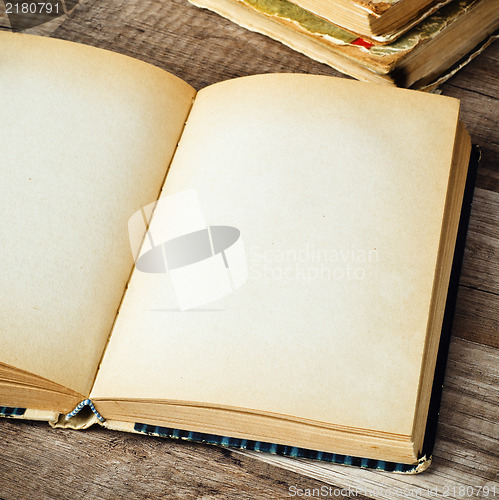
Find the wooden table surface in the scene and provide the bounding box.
[0,1,497,498]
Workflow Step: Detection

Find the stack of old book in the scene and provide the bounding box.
[189,0,498,90]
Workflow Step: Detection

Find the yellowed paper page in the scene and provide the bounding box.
[0,33,196,396]
[91,74,459,435]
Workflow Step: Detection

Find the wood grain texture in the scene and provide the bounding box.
[460,190,499,297]
[0,418,357,500]
[0,0,497,498]
[50,0,347,87]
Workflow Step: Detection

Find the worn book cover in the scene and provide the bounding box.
[190,0,499,89]
[283,0,456,42]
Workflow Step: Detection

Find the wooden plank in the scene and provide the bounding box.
[0,1,11,29]
[460,189,499,296]
[445,39,499,99]
[477,166,499,194]
[21,13,70,36]
[0,418,364,500]
[442,83,499,176]
[454,285,499,348]
[49,0,345,89]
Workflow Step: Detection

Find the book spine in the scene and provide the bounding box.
[131,422,430,474]
[0,406,59,422]
[0,406,430,473]
[65,399,105,422]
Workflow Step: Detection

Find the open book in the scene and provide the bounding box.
[0,32,475,472]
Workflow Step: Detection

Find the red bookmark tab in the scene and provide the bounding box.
[352,38,374,49]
